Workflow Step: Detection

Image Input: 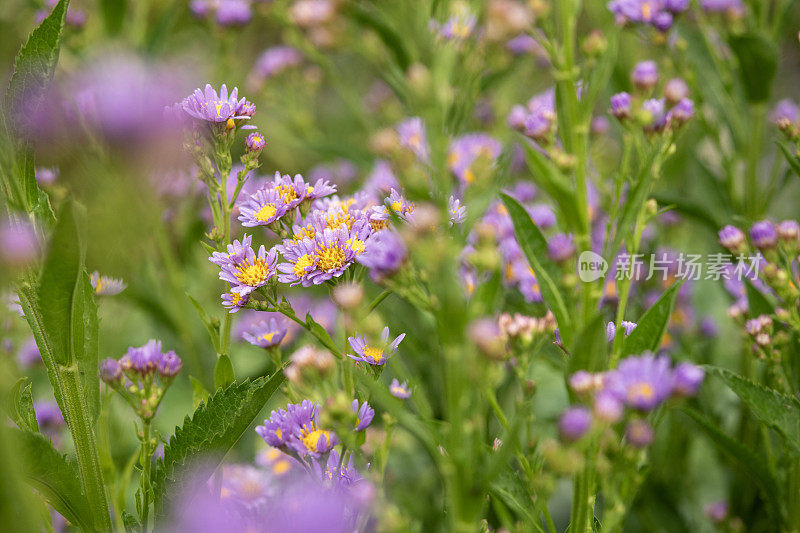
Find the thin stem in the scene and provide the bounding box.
[139,420,152,533]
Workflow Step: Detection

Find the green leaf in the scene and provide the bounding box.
[568,314,608,374]
[500,192,573,345]
[728,32,778,103]
[680,407,784,522]
[777,142,800,180]
[190,376,210,410]
[187,292,220,352]
[490,468,543,531]
[11,428,96,532]
[4,0,70,126]
[622,280,683,357]
[213,354,235,389]
[79,272,100,421]
[343,4,411,71]
[304,312,341,355]
[611,147,659,255]
[517,138,581,229]
[709,366,800,458]
[7,377,39,433]
[98,0,126,35]
[152,371,285,515]
[744,279,774,317]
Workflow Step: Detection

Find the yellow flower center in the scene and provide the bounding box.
[464,168,476,183]
[370,219,389,232]
[390,201,403,212]
[226,118,235,131]
[266,448,281,461]
[641,2,652,19]
[275,184,298,204]
[259,331,276,343]
[230,292,242,306]
[627,382,655,403]
[275,428,282,441]
[448,151,459,168]
[94,278,107,294]
[235,258,271,286]
[348,238,366,255]
[293,224,316,242]
[239,479,262,500]
[326,210,355,230]
[293,254,315,278]
[390,385,405,396]
[300,423,330,453]
[315,243,347,271]
[256,204,278,222]
[363,346,383,363]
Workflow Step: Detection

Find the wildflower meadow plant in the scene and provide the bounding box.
[3,1,800,532]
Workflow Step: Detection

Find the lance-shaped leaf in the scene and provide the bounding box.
[11,428,97,532]
[709,366,800,458]
[7,377,39,433]
[680,407,784,522]
[501,192,573,344]
[622,280,683,357]
[152,371,285,515]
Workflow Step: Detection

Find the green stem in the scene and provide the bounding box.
[745,103,766,221]
[139,420,152,533]
[61,367,112,532]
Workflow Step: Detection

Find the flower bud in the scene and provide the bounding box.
[558,407,592,441]
[631,61,658,92]
[245,132,266,153]
[625,419,654,448]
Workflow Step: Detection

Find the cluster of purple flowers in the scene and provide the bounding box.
[560,353,704,446]
[99,340,182,420]
[190,0,253,27]
[470,186,557,302]
[607,0,689,32]
[610,61,694,133]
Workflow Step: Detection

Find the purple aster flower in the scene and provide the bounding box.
[347,327,405,366]
[610,92,632,119]
[506,34,542,56]
[0,218,39,265]
[389,378,411,399]
[156,350,182,378]
[569,370,595,393]
[265,475,364,533]
[283,400,338,457]
[397,117,430,163]
[218,464,271,512]
[181,84,250,124]
[664,78,689,104]
[242,317,288,348]
[777,220,800,244]
[641,98,667,131]
[35,167,59,185]
[671,362,704,396]
[593,391,624,422]
[448,133,502,185]
[290,0,336,27]
[209,234,278,295]
[245,132,266,153]
[591,116,610,136]
[749,220,777,250]
[215,0,252,26]
[90,271,126,295]
[668,98,694,125]
[507,104,529,130]
[16,336,41,368]
[221,291,249,313]
[625,419,654,448]
[99,358,122,383]
[718,225,746,253]
[357,229,406,282]
[604,353,673,410]
[527,204,557,229]
[433,9,477,40]
[558,407,592,441]
[505,181,538,203]
[237,188,288,227]
[313,449,363,488]
[632,61,658,91]
[771,99,799,124]
[121,339,164,375]
[351,399,375,431]
[448,196,467,226]
[251,46,304,86]
[256,407,291,449]
[547,233,576,262]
